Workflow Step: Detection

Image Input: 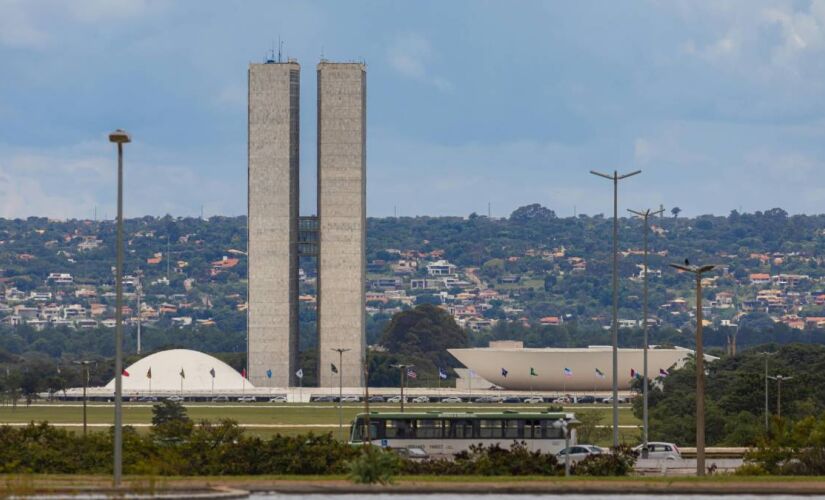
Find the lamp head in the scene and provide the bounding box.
[108,129,131,144]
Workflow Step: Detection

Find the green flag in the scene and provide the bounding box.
[530,367,537,376]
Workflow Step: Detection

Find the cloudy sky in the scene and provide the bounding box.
[1,0,824,219]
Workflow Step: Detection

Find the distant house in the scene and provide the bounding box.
[46,273,74,285]
[147,253,163,265]
[426,260,457,276]
[211,256,239,269]
[749,273,771,285]
[539,316,562,326]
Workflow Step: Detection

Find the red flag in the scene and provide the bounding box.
[122,369,130,377]
[241,368,247,379]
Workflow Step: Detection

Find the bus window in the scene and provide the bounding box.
[542,421,565,439]
[448,419,475,439]
[416,419,442,439]
[523,419,540,439]
[386,419,413,439]
[503,419,520,439]
[351,419,382,442]
[478,419,503,438]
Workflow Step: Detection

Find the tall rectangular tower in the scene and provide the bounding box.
[247,61,300,388]
[317,62,367,387]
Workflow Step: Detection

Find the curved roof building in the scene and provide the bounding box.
[449,345,704,391]
[104,349,254,392]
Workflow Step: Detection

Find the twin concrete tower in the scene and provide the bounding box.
[247,59,366,388]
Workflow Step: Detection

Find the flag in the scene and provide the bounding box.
[406,368,417,379]
[122,368,130,377]
[146,367,152,379]
[501,368,509,378]
[296,368,304,379]
[209,367,215,378]
[630,368,641,379]
[179,368,185,379]
[331,363,338,374]
[438,367,448,380]
[563,367,573,377]
[242,368,247,379]
[659,368,669,377]
[266,369,272,379]
[530,367,537,376]
[595,368,605,379]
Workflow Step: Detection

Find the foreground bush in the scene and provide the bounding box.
[571,445,637,476]
[347,446,402,484]
[403,442,563,476]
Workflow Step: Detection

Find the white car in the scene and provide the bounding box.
[440,397,463,403]
[237,396,256,402]
[523,397,544,404]
[552,396,572,404]
[167,396,184,402]
[340,396,360,403]
[634,442,682,460]
[269,396,287,403]
[602,395,629,404]
[556,444,606,463]
[386,396,403,403]
[411,396,430,403]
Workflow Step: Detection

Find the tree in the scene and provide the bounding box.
[671,207,681,219]
[509,204,556,222]
[379,304,468,369]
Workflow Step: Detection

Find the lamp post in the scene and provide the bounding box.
[109,128,130,487]
[331,347,350,441]
[590,169,641,447]
[72,360,94,436]
[628,207,664,457]
[760,352,776,431]
[391,364,413,412]
[669,262,716,477]
[768,374,793,420]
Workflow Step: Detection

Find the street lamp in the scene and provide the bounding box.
[759,352,776,432]
[768,374,793,420]
[391,364,414,412]
[628,207,664,457]
[331,347,350,441]
[109,128,130,487]
[590,169,641,447]
[72,360,94,436]
[669,261,716,477]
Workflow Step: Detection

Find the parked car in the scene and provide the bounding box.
[386,396,403,403]
[368,395,385,403]
[523,397,544,404]
[633,442,682,460]
[440,396,463,403]
[211,395,229,402]
[602,395,629,404]
[552,396,572,404]
[137,396,157,402]
[340,396,361,403]
[577,395,596,404]
[313,395,336,403]
[411,396,430,403]
[166,396,184,402]
[501,396,522,403]
[556,444,606,463]
[392,446,429,461]
[473,396,495,403]
[269,396,287,403]
[237,396,256,402]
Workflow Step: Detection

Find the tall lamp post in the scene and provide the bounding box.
[331,348,350,441]
[590,169,641,447]
[768,374,793,419]
[72,360,94,436]
[391,364,413,412]
[109,129,130,487]
[669,261,716,477]
[760,352,776,431]
[628,207,664,457]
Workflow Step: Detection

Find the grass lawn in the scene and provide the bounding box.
[0,402,642,445]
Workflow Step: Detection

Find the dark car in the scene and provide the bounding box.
[502,396,522,403]
[313,395,336,403]
[577,395,596,404]
[368,396,385,403]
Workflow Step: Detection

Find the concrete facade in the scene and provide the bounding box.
[247,62,300,388]
[317,62,367,387]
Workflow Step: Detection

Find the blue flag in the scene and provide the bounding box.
[501,368,509,378]
[438,367,448,380]
[266,369,272,379]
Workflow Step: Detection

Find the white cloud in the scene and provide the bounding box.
[387,34,453,91]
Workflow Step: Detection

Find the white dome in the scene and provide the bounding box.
[105,349,255,392]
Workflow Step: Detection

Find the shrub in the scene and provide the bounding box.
[571,445,637,476]
[347,446,401,484]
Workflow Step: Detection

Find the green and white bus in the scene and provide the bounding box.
[349,410,577,455]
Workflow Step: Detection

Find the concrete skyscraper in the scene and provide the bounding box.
[247,58,365,388]
[317,62,367,388]
[247,61,300,388]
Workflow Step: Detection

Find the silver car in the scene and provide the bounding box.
[269,396,287,403]
[440,396,463,403]
[634,442,682,460]
[411,396,430,403]
[556,444,606,463]
[386,396,403,403]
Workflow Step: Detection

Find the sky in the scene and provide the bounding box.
[1,0,824,220]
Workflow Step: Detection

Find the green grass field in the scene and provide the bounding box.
[0,402,642,444]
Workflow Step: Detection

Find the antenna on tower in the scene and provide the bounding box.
[320,45,325,61]
[278,36,283,63]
